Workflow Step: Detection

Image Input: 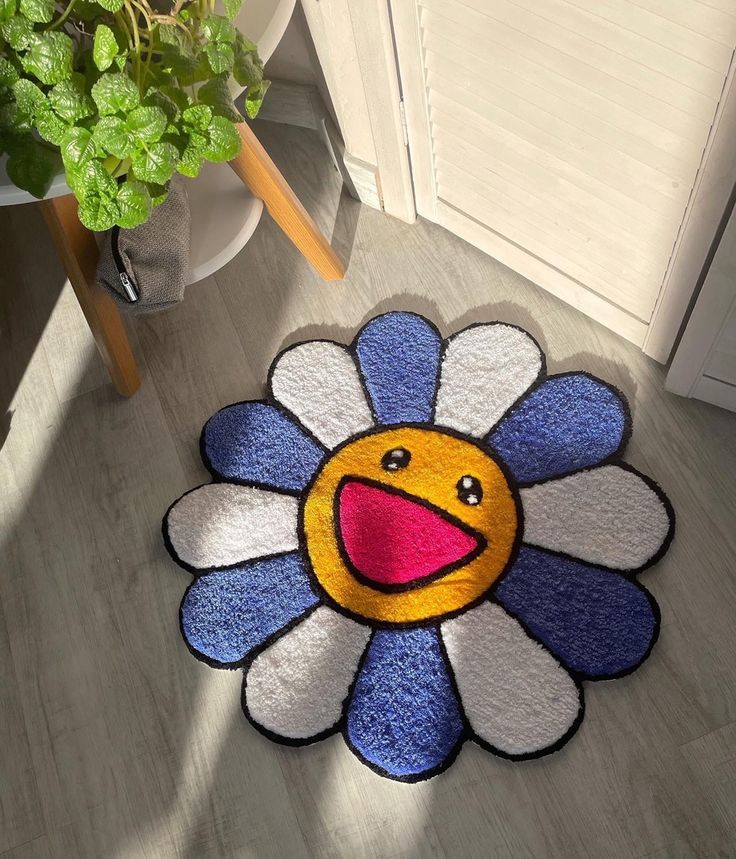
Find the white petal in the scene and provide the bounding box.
[434,324,543,437]
[166,484,298,569]
[442,602,580,756]
[521,465,672,570]
[245,606,371,740]
[270,341,374,448]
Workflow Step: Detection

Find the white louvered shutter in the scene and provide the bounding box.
[392,0,736,346]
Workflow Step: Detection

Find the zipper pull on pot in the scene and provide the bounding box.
[110,225,140,303]
[119,271,139,303]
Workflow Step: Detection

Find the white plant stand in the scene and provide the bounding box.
[0,0,345,396]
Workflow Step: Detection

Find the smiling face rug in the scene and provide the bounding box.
[163,312,675,782]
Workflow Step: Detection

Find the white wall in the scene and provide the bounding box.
[263,5,340,130]
[264,4,319,85]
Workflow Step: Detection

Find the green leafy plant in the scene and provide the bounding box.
[0,0,269,229]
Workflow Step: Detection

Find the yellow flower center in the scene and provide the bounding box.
[301,426,520,625]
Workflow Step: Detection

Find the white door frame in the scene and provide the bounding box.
[644,57,736,363]
[666,194,736,411]
[299,0,415,222]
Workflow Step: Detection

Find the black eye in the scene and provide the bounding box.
[381,448,411,471]
[457,475,482,505]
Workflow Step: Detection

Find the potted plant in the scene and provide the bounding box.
[0,0,268,230]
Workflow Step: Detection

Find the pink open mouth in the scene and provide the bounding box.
[336,478,485,592]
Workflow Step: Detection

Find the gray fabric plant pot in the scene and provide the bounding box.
[96,175,191,313]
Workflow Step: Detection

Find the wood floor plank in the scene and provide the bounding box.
[0,206,61,349]
[0,204,109,405]
[0,825,78,859]
[41,283,110,403]
[0,605,45,854]
[134,275,258,484]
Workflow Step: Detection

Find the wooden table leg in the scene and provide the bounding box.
[228,121,346,281]
[41,195,141,397]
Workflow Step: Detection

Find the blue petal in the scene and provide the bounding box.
[202,401,326,492]
[488,373,628,483]
[355,312,442,424]
[346,627,464,780]
[494,546,658,679]
[180,552,319,666]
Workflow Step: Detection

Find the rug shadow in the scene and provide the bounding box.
[272,296,637,420]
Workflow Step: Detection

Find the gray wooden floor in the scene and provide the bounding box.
[1,123,735,859]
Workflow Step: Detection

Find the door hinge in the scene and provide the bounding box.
[399,98,409,146]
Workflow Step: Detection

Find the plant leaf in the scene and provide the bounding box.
[0,101,32,134]
[144,88,181,124]
[159,84,191,114]
[146,181,168,207]
[223,0,241,20]
[204,115,240,162]
[12,77,47,119]
[60,126,97,169]
[93,23,119,71]
[78,191,119,230]
[177,129,206,177]
[91,72,140,115]
[126,105,166,142]
[167,50,209,86]
[49,73,95,122]
[1,14,34,50]
[0,124,34,156]
[0,0,16,24]
[177,147,203,178]
[116,179,151,228]
[35,104,68,144]
[0,56,19,86]
[232,44,262,88]
[182,103,211,131]
[202,15,236,44]
[197,75,241,122]
[73,0,108,19]
[244,79,269,119]
[19,0,54,23]
[22,32,74,85]
[6,141,56,198]
[95,0,123,11]
[236,32,258,53]
[158,22,192,56]
[204,41,234,75]
[131,140,178,183]
[77,157,118,197]
[93,115,134,158]
[143,63,174,90]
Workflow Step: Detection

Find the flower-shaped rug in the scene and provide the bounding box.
[163,312,674,782]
